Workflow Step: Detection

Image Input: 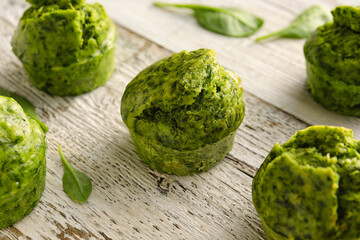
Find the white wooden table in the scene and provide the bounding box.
[0,0,358,239]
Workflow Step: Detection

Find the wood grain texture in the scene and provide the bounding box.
[0,0,339,239]
[94,0,360,137]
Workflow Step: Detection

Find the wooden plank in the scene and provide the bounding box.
[94,0,360,138]
[0,0,323,239]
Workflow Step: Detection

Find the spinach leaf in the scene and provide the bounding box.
[58,145,92,203]
[154,2,263,37]
[256,5,332,42]
[0,87,48,132]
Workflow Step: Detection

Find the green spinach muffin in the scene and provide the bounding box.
[26,0,85,7]
[11,0,117,96]
[304,6,360,116]
[0,96,46,229]
[121,49,245,175]
[253,126,360,239]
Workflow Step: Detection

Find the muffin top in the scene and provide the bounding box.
[253,125,360,239]
[11,1,116,69]
[26,0,85,7]
[0,96,46,197]
[304,6,360,85]
[121,49,245,151]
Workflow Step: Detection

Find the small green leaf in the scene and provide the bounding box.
[154,2,263,37]
[0,87,48,132]
[58,145,92,203]
[256,5,332,42]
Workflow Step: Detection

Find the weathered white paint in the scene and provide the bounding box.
[0,0,351,239]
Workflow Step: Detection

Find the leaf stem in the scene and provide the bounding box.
[154,2,222,12]
[58,145,71,170]
[256,30,284,42]
[38,121,49,133]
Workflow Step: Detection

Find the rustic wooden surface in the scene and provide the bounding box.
[0,0,356,239]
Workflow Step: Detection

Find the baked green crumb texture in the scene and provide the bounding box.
[11,0,117,96]
[0,96,46,229]
[253,125,360,240]
[304,6,360,116]
[121,49,245,175]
